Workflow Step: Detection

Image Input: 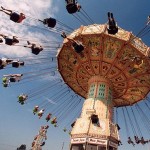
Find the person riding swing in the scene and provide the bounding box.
[0,34,19,46]
[61,32,84,57]
[107,12,118,35]
[0,6,25,23]
[24,41,43,55]
[39,17,56,28]
[65,0,81,14]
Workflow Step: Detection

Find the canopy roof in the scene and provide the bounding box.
[57,24,150,107]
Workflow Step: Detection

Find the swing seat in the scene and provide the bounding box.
[0,65,4,69]
[44,18,56,28]
[20,102,24,105]
[33,108,38,112]
[66,4,78,14]
[38,113,42,116]
[72,43,84,53]
[63,128,67,132]
[20,62,24,66]
[54,124,57,127]
[10,12,20,22]
[12,62,19,68]
[9,77,16,82]
[32,48,41,55]
[18,96,23,101]
[3,83,8,87]
[107,26,118,35]
[5,38,13,45]
[0,59,2,66]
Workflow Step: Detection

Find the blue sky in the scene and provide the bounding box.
[0,0,150,150]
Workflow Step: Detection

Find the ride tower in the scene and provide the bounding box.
[31,126,48,150]
[57,24,150,150]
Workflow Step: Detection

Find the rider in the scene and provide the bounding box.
[2,76,9,87]
[107,12,118,35]
[9,74,23,82]
[24,41,43,55]
[2,74,23,86]
[45,113,52,122]
[40,17,56,28]
[127,137,135,146]
[0,6,25,23]
[38,109,45,119]
[18,94,28,105]
[63,128,67,132]
[61,32,84,57]
[0,57,13,69]
[133,57,143,69]
[0,34,19,45]
[51,117,57,124]
[134,136,140,144]
[44,125,49,130]
[33,106,39,115]
[72,41,84,54]
[65,0,81,14]
[31,141,35,147]
[12,60,24,68]
[140,137,149,145]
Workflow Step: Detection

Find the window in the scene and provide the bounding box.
[91,114,99,126]
[109,146,117,150]
[86,144,106,150]
[108,146,117,150]
[97,84,105,100]
[88,84,95,98]
[86,144,97,150]
[98,146,106,150]
[71,144,85,150]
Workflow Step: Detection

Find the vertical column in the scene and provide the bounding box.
[86,75,113,121]
[70,76,119,150]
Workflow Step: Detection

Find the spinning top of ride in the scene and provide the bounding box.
[57,24,150,107]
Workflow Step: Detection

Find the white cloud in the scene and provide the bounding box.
[44,96,57,105]
[0,0,58,57]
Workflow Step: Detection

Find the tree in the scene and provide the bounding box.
[17,144,26,150]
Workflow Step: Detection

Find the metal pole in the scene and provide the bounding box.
[61,142,64,150]
[106,140,108,150]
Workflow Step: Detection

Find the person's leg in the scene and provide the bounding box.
[110,13,116,26]
[0,6,12,15]
[12,37,19,44]
[112,19,116,26]
[107,12,111,25]
[27,41,31,45]
[0,38,3,43]
[108,12,110,18]
[110,13,114,19]
[0,34,5,38]
[1,6,12,12]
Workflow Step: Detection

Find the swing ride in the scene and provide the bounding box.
[31,125,49,150]
[0,0,150,150]
[57,23,150,149]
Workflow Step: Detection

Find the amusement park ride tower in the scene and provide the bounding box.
[57,24,150,150]
[31,126,48,150]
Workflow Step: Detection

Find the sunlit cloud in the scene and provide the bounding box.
[0,0,58,57]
